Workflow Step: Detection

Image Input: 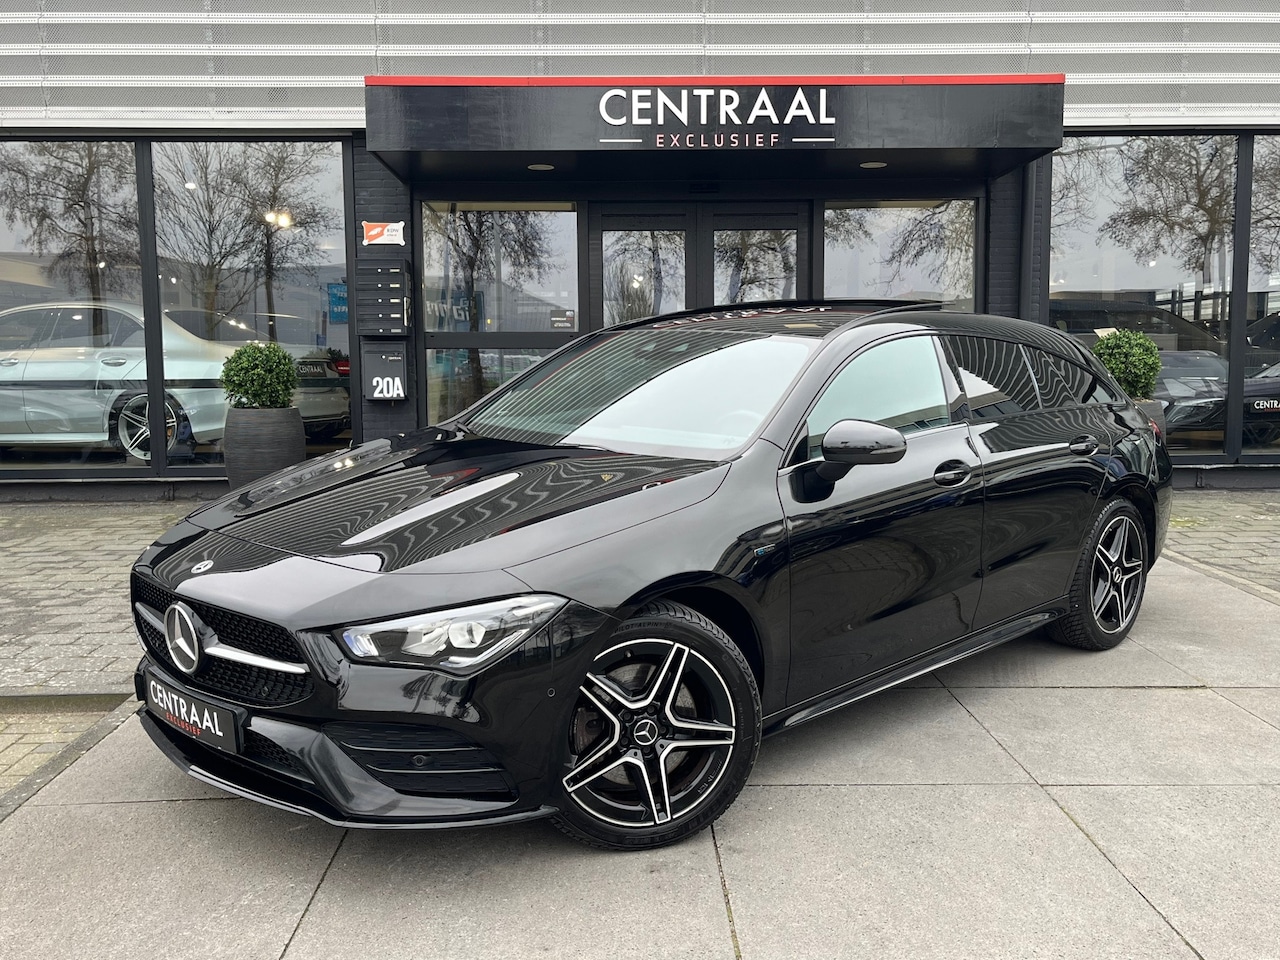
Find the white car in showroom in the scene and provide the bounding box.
[0,300,349,461]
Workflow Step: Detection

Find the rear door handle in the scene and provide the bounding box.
[1068,435,1099,456]
[0,357,19,367]
[100,356,128,367]
[933,460,971,487]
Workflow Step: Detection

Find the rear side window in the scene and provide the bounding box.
[1028,348,1123,406]
[946,336,1040,419]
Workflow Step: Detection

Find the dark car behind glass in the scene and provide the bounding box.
[131,300,1171,850]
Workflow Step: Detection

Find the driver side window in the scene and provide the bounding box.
[807,336,950,458]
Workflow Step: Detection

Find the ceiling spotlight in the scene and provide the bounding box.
[859,161,888,169]
[527,163,555,171]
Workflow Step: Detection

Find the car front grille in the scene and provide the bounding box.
[132,572,314,708]
[324,721,515,799]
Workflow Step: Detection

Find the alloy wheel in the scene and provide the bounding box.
[564,638,737,829]
[1089,514,1144,634]
[117,394,177,461]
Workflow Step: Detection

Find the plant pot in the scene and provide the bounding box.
[1134,398,1166,436]
[223,406,306,490]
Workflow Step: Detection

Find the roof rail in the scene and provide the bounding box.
[860,300,960,319]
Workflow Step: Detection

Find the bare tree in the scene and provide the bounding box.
[715,229,796,302]
[423,206,555,407]
[1050,137,1112,251]
[153,142,261,320]
[0,141,139,307]
[878,202,975,298]
[1099,135,1235,325]
[1250,136,1280,277]
[603,257,654,324]
[602,229,684,320]
[231,142,341,337]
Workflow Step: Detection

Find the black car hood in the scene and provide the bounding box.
[186,433,728,574]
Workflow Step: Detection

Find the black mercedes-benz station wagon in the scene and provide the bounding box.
[132,301,1172,850]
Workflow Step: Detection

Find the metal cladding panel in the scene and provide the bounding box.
[365,80,1065,154]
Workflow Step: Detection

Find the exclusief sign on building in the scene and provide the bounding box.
[364,75,1065,155]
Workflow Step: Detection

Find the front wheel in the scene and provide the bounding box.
[553,601,760,850]
[1048,498,1148,650]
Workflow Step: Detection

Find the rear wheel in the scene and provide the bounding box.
[553,601,760,850]
[1048,498,1148,650]
[111,393,183,463]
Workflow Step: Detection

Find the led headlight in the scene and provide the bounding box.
[338,595,566,677]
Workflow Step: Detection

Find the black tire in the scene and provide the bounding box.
[110,392,188,464]
[1048,498,1148,651]
[552,600,761,851]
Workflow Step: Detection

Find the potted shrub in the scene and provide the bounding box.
[220,341,304,489]
[1091,329,1165,432]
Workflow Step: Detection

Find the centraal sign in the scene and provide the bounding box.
[364,75,1065,156]
[597,86,836,149]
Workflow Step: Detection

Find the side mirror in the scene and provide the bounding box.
[815,419,907,481]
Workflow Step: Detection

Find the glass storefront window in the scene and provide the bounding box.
[1050,135,1235,452]
[152,141,349,463]
[0,141,148,468]
[714,228,797,303]
[824,200,976,306]
[1244,136,1280,451]
[602,229,685,324]
[427,348,553,422]
[422,202,578,334]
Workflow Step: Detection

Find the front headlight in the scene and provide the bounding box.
[338,595,566,676]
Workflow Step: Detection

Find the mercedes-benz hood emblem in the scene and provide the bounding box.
[164,602,202,675]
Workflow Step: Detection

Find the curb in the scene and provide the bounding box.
[0,696,134,827]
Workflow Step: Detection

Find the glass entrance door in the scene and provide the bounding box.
[590,202,810,327]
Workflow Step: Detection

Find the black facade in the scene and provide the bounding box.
[352,74,1066,438]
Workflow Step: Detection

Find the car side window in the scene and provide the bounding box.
[806,336,950,458]
[0,309,49,350]
[1038,348,1123,406]
[44,307,124,349]
[946,336,1041,419]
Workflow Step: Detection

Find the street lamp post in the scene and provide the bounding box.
[262,208,292,341]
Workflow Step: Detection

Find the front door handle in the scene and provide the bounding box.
[933,460,971,487]
[0,357,19,367]
[100,356,128,367]
[1068,435,1100,456]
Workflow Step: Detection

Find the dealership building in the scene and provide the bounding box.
[2,2,1279,489]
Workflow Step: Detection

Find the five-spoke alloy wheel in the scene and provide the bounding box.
[554,601,759,850]
[1049,498,1149,650]
[112,393,182,463]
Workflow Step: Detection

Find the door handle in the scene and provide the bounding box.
[100,356,128,367]
[933,460,971,487]
[0,357,19,367]
[1068,435,1100,456]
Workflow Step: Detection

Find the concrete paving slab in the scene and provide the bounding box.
[1051,785,1280,960]
[716,784,1194,960]
[28,712,225,805]
[0,799,341,960]
[954,688,1280,785]
[282,824,732,960]
[1215,687,1280,732]
[935,632,1201,688]
[751,687,1030,785]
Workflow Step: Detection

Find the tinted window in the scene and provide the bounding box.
[947,337,1040,419]
[1025,347,1119,407]
[807,336,950,457]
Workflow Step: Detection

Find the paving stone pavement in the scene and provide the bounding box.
[0,707,107,796]
[1164,489,1280,596]
[0,503,183,696]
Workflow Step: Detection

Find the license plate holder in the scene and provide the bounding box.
[144,671,243,755]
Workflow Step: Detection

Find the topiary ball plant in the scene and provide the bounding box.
[221,341,299,409]
[1091,329,1161,400]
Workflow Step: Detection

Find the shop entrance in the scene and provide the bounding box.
[589,201,811,326]
[422,200,811,421]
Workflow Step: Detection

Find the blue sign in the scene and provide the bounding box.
[328,282,349,324]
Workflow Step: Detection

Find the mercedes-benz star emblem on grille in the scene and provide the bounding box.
[191,560,213,574]
[164,602,202,675]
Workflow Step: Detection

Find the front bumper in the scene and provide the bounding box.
[135,660,557,828]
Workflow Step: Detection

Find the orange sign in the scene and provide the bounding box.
[362,221,406,246]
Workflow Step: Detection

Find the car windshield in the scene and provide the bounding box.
[462,327,818,460]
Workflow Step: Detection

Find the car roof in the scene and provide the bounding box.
[620,299,1084,355]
